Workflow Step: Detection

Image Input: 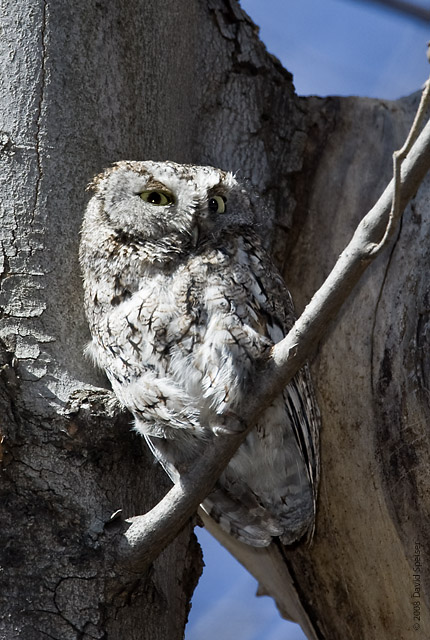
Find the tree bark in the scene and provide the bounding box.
[0,1,206,637]
[1,1,429,639]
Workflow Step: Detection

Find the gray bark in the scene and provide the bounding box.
[0,1,429,639]
[0,0,205,638]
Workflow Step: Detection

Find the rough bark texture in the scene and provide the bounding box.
[0,1,206,638]
[0,0,429,639]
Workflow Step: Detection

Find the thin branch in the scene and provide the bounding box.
[117,89,430,572]
[350,0,430,23]
[369,78,430,256]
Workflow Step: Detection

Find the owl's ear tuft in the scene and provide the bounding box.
[86,175,103,193]
[86,163,123,193]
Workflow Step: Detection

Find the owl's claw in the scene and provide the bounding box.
[211,411,246,436]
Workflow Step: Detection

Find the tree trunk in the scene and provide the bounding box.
[283,92,430,639]
[0,0,206,637]
[1,1,428,639]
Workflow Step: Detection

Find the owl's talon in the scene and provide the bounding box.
[211,413,246,436]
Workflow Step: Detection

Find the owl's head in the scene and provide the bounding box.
[84,160,255,263]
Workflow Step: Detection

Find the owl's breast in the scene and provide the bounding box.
[89,235,286,429]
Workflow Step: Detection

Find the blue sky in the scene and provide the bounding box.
[242,0,429,99]
[186,2,429,640]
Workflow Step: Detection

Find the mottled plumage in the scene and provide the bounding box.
[80,160,320,547]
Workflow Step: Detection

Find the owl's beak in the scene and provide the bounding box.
[191,225,200,247]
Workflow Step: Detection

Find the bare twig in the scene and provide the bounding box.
[350,0,430,23]
[117,91,430,573]
[369,78,430,256]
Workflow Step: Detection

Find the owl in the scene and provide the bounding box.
[79,160,320,547]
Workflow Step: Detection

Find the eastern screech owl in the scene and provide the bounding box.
[79,160,320,547]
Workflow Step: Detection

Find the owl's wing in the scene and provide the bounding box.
[282,367,320,539]
[198,368,320,547]
[193,236,320,546]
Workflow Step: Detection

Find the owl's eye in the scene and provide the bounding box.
[208,195,227,214]
[140,190,174,206]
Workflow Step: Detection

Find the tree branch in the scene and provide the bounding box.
[117,90,430,573]
[369,78,430,256]
[351,0,430,23]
